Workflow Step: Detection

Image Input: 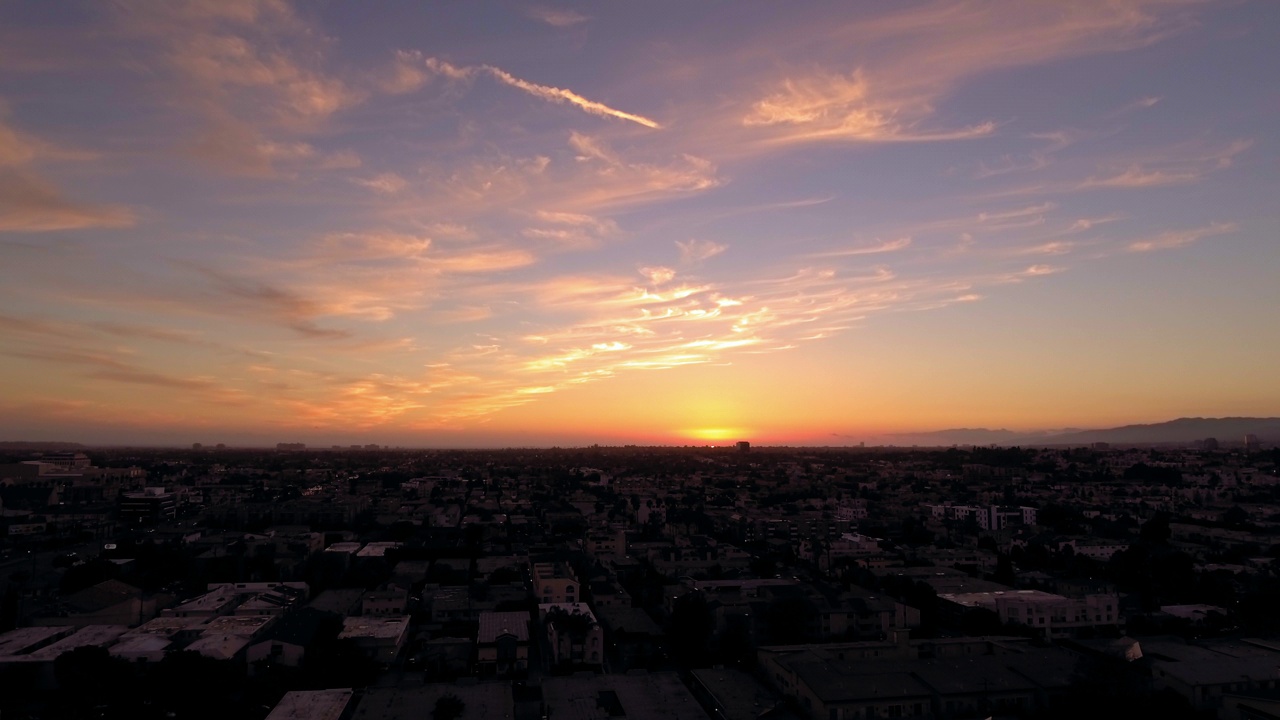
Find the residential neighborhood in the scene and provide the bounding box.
[1,440,1279,718]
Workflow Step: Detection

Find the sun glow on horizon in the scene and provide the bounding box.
[683,427,750,442]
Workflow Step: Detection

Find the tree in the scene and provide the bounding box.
[1140,512,1172,544]
[56,558,117,593]
[1222,505,1250,527]
[763,595,813,645]
[669,592,713,666]
[718,612,755,668]
[992,553,1016,586]
[488,566,522,585]
[304,638,380,689]
[433,693,466,720]
[53,645,135,711]
[149,650,246,719]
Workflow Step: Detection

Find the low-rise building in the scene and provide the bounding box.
[362,586,408,617]
[476,610,530,676]
[246,608,335,672]
[762,645,1077,719]
[532,561,579,604]
[338,616,410,665]
[938,589,1121,637]
[119,487,177,525]
[542,672,707,720]
[352,683,513,720]
[689,667,795,720]
[1145,637,1280,715]
[264,689,354,720]
[540,602,604,668]
[30,579,150,627]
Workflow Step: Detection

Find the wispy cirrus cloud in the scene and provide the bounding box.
[1015,241,1075,256]
[1078,139,1251,190]
[0,116,135,232]
[170,33,359,127]
[375,134,717,221]
[525,6,590,27]
[977,203,1055,227]
[523,133,721,210]
[416,243,1095,422]
[381,50,432,94]
[352,173,407,194]
[110,1,364,176]
[677,238,727,265]
[703,1,1205,153]
[639,266,676,285]
[810,237,912,258]
[1079,165,1200,189]
[523,210,620,249]
[5,346,231,394]
[1114,95,1161,115]
[973,131,1081,179]
[0,171,136,232]
[196,267,354,339]
[1128,222,1237,252]
[742,69,995,144]
[189,121,361,177]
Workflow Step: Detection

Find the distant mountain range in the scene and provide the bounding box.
[0,441,86,450]
[881,417,1280,447]
[3,419,1278,450]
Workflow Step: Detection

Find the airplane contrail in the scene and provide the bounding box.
[420,56,661,129]
[481,65,661,129]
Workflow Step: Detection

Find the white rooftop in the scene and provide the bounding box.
[185,633,254,660]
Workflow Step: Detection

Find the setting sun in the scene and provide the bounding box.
[684,428,749,443]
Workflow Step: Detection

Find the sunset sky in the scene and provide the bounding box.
[1,1,1277,447]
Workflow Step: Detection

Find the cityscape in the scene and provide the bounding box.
[1,435,1280,719]
[2,1,1279,719]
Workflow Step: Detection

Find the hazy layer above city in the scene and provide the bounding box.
[0,1,1278,447]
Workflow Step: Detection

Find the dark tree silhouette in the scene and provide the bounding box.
[433,693,466,720]
[669,592,713,666]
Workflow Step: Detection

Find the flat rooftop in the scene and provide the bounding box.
[123,616,210,637]
[940,589,1068,607]
[204,614,277,636]
[25,625,129,662]
[185,633,253,661]
[108,634,173,658]
[542,672,707,720]
[356,542,402,558]
[0,626,74,657]
[340,616,410,640]
[266,689,354,720]
[690,668,787,720]
[351,683,514,720]
[166,588,238,614]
